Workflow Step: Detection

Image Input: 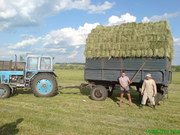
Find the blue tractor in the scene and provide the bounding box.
[0,54,58,98]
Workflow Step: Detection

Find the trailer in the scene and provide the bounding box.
[84,57,172,103]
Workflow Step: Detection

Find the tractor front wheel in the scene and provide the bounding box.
[31,73,58,97]
[0,84,11,98]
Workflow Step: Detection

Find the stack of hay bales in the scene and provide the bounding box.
[84,21,174,60]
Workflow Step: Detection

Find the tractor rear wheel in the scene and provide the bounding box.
[0,84,11,98]
[31,73,58,97]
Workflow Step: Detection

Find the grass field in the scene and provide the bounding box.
[0,70,180,135]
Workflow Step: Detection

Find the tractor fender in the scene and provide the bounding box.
[8,84,14,94]
[31,72,57,80]
[51,72,58,77]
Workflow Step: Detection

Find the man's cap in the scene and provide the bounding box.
[146,73,152,78]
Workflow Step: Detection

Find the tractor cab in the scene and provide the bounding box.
[25,54,54,79]
[26,54,53,71]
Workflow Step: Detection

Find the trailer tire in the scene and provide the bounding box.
[145,92,164,105]
[0,84,11,98]
[155,92,164,105]
[90,85,108,101]
[31,73,58,97]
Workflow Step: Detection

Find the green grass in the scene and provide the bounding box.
[54,63,85,70]
[172,65,180,72]
[172,72,180,84]
[0,71,180,135]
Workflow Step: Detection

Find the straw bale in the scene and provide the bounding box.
[84,21,174,59]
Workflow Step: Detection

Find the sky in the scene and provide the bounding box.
[0,0,180,65]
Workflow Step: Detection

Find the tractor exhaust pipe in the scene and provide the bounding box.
[14,54,17,71]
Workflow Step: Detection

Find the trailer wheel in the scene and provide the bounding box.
[31,73,58,97]
[0,84,11,98]
[90,85,108,101]
[145,92,164,105]
[155,92,164,105]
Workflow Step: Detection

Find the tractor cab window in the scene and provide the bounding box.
[40,57,51,70]
[27,57,38,70]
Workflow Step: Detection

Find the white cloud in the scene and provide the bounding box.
[108,13,136,26]
[8,22,99,50]
[0,48,15,60]
[67,51,78,58]
[8,37,42,49]
[0,9,17,19]
[48,48,66,53]
[43,27,85,47]
[52,0,115,14]
[20,34,34,39]
[174,38,180,46]
[142,12,180,22]
[0,0,114,31]
[142,17,150,23]
[7,22,99,61]
[87,1,115,14]
[43,22,99,48]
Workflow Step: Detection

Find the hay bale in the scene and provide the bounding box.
[84,21,174,60]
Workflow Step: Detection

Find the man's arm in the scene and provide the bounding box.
[119,78,126,89]
[152,80,157,97]
[141,80,146,95]
[119,79,121,85]
[128,77,132,84]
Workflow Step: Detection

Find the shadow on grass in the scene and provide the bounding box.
[59,91,80,95]
[0,118,24,135]
[16,89,32,94]
[59,87,90,95]
[12,87,90,97]
[58,83,90,96]
[11,89,32,97]
[110,87,141,106]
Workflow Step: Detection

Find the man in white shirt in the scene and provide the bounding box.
[140,73,157,109]
[119,72,132,106]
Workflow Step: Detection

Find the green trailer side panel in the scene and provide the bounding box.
[85,57,171,86]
